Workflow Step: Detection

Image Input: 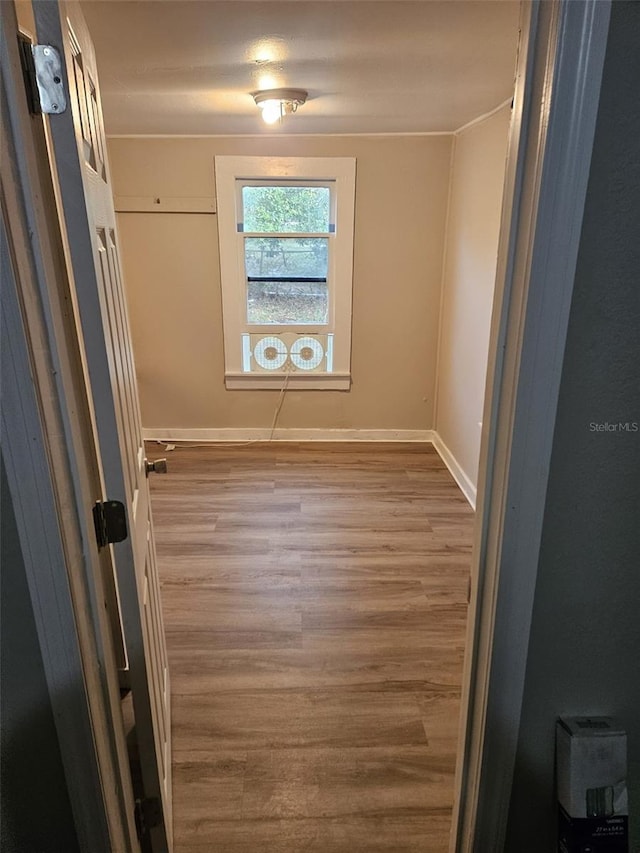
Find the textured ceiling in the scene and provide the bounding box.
[81,0,521,136]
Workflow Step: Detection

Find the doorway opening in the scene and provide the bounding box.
[10,0,616,848]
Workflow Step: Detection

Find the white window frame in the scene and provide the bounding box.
[215,156,356,390]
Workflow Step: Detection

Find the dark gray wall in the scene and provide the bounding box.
[1,456,79,853]
[505,2,640,850]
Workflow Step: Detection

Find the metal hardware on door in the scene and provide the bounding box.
[18,36,67,115]
[93,500,128,549]
[145,457,168,476]
[134,796,163,842]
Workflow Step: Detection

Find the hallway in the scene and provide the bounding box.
[149,443,472,851]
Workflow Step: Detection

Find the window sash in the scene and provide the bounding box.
[242,230,332,328]
[235,180,337,235]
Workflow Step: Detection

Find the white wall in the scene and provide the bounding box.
[434,104,511,503]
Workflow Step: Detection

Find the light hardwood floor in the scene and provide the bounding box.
[148,442,473,852]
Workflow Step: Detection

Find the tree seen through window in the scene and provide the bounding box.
[241,185,331,324]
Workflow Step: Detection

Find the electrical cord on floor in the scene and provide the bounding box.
[152,366,292,451]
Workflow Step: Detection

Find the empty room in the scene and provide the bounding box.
[2,0,532,850]
[94,2,518,848]
[5,1,640,851]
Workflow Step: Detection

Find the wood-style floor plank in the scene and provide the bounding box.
[173,815,453,853]
[149,442,473,852]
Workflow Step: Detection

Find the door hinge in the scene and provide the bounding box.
[93,500,128,550]
[134,797,163,840]
[18,34,67,115]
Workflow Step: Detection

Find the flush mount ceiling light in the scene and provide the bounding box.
[253,88,308,125]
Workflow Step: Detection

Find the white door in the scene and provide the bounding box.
[31,2,172,849]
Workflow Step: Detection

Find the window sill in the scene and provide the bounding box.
[224,372,351,391]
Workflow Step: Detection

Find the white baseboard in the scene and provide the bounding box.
[142,427,435,443]
[431,432,477,509]
[142,426,475,506]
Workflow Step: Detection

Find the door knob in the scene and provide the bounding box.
[145,457,168,476]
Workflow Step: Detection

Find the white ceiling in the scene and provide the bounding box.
[81,0,521,136]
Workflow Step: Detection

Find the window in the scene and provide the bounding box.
[242,184,331,325]
[215,157,356,389]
